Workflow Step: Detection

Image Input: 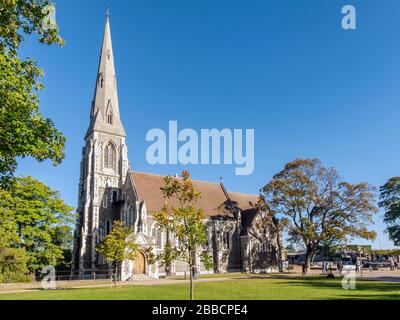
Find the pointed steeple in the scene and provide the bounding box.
[86,11,126,138]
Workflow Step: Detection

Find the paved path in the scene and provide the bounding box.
[285,269,400,282]
[357,271,400,283]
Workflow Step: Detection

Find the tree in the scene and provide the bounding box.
[0,176,74,273]
[252,197,286,272]
[0,247,30,283]
[379,177,400,246]
[317,238,342,262]
[262,159,378,275]
[96,221,139,288]
[0,197,30,282]
[148,171,213,300]
[0,0,65,186]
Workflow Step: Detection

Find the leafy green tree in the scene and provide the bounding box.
[0,198,30,282]
[96,220,139,288]
[0,176,74,273]
[317,239,342,262]
[0,201,19,246]
[379,177,400,246]
[0,0,65,186]
[148,171,213,300]
[373,249,400,256]
[0,247,30,283]
[262,159,378,275]
[0,0,63,52]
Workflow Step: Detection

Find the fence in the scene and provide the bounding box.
[35,268,120,282]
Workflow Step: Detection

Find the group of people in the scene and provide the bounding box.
[321,261,335,274]
[320,259,363,275]
[301,256,399,276]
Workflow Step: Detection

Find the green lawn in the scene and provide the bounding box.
[1,277,399,300]
[170,272,248,280]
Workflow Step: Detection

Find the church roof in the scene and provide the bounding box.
[130,171,259,218]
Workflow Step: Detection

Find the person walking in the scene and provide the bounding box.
[337,261,343,276]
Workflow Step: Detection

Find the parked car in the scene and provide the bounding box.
[342,260,356,271]
[363,261,390,270]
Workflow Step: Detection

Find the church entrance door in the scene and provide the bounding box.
[134,251,146,274]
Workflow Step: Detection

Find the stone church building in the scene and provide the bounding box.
[72,14,280,279]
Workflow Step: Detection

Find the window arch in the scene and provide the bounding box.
[106,220,112,235]
[151,224,163,249]
[106,108,114,125]
[103,195,108,208]
[105,100,113,125]
[104,142,116,170]
[106,102,113,125]
[223,231,231,250]
[107,112,113,125]
[156,230,163,249]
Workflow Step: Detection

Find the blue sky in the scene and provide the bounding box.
[17,0,400,249]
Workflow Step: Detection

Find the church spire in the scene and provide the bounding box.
[86,11,126,138]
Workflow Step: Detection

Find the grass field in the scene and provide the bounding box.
[170,272,259,280]
[1,277,399,300]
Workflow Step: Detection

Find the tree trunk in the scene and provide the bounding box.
[272,217,284,273]
[114,263,118,289]
[276,231,284,272]
[189,264,194,301]
[304,245,315,276]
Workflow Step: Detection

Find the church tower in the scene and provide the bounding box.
[72,13,129,273]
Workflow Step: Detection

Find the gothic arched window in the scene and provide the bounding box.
[152,225,163,249]
[106,220,112,235]
[107,111,113,125]
[106,100,113,125]
[224,231,231,250]
[104,142,116,170]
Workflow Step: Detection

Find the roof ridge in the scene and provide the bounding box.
[130,170,259,197]
[131,170,220,185]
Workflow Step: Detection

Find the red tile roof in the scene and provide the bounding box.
[131,171,259,217]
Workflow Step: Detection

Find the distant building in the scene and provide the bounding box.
[344,245,372,253]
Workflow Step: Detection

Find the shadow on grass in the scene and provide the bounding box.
[333,293,400,300]
[4,276,399,300]
[261,277,400,300]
